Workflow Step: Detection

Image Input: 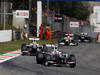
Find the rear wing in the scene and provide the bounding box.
[29,38,40,41]
[45,44,58,47]
[29,38,40,43]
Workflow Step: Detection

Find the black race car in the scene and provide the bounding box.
[21,38,43,56]
[59,33,78,46]
[78,33,92,43]
[36,45,76,68]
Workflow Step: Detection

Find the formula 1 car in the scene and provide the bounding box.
[21,38,43,56]
[36,44,76,68]
[59,33,78,46]
[78,33,92,43]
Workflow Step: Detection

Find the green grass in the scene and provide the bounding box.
[0,40,29,54]
[0,39,57,54]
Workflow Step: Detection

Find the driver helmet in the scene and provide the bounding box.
[65,34,68,37]
[81,33,84,35]
[84,33,87,35]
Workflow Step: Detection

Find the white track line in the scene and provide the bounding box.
[0,50,21,63]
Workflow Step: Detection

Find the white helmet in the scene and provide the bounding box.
[84,33,87,35]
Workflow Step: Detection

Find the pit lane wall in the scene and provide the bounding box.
[0,30,12,42]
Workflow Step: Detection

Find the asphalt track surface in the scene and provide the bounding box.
[0,43,100,75]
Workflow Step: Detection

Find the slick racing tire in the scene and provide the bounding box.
[21,43,27,51]
[22,52,27,55]
[68,54,76,68]
[36,52,44,64]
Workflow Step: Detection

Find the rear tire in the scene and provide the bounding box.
[21,52,26,55]
[68,54,76,68]
[21,44,27,51]
[21,44,27,56]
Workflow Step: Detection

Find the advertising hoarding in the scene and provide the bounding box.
[15,10,29,18]
[70,21,79,27]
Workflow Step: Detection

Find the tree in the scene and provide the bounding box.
[49,2,90,20]
[11,0,29,10]
[10,1,90,20]
[72,2,90,20]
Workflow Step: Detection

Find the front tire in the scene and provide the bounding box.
[21,52,26,55]
[36,52,44,64]
[68,54,76,68]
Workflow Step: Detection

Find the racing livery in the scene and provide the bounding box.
[59,33,78,46]
[21,38,43,56]
[78,33,92,43]
[36,44,76,68]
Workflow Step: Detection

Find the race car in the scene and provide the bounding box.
[78,33,92,43]
[36,44,76,68]
[21,38,43,56]
[59,33,78,46]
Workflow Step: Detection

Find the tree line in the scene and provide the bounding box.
[11,0,90,20]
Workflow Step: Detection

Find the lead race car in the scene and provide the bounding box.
[36,44,76,68]
[59,33,78,46]
[21,38,43,56]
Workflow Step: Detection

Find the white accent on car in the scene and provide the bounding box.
[69,43,75,45]
[59,42,65,45]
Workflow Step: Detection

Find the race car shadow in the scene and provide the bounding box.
[41,64,75,68]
